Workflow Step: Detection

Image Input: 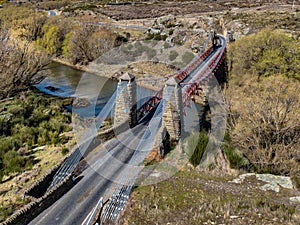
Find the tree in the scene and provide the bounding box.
[62,31,73,57]
[20,14,47,41]
[37,24,61,55]
[88,29,116,60]
[0,5,46,41]
[0,28,50,99]
[67,24,95,64]
[226,76,299,175]
[66,24,116,65]
[228,29,300,81]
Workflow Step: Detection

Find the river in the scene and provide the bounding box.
[36,62,202,132]
[35,62,155,117]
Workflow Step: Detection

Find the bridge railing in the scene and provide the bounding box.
[100,33,230,224]
[181,34,228,107]
[136,33,217,122]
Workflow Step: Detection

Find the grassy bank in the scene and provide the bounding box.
[0,90,74,221]
[122,169,299,225]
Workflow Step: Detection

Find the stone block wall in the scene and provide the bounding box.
[162,78,183,140]
[3,174,75,225]
[24,162,62,198]
[114,73,137,128]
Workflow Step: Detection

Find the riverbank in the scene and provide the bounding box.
[52,58,89,74]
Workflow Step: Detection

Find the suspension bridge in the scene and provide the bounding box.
[27,31,229,225]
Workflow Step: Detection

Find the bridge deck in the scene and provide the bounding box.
[29,123,147,225]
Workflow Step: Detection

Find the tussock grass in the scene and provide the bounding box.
[122,169,299,225]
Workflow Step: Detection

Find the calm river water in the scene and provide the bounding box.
[35,62,155,117]
[35,62,201,131]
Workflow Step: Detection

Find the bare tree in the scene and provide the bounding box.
[0,28,50,99]
[67,25,116,65]
[20,13,47,41]
[225,76,300,174]
[67,24,96,64]
[88,29,116,60]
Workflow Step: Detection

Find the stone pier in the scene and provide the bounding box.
[211,30,218,49]
[114,73,137,128]
[162,77,183,141]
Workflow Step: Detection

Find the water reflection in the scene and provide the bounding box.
[36,62,155,117]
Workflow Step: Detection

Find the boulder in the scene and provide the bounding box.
[72,98,91,108]
[231,173,294,193]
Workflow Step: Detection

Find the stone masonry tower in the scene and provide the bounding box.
[114,73,137,128]
[162,77,183,140]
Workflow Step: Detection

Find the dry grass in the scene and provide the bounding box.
[127,62,176,78]
[224,10,300,31]
[121,168,300,225]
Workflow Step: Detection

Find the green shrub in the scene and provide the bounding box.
[222,143,249,169]
[166,23,176,28]
[148,33,167,41]
[50,131,59,145]
[145,47,157,60]
[115,34,128,46]
[37,24,61,55]
[7,105,23,115]
[0,170,3,183]
[0,91,72,177]
[0,136,21,155]
[185,131,209,167]
[182,52,195,64]
[62,32,73,57]
[163,42,171,49]
[61,147,69,156]
[153,33,162,40]
[292,175,300,191]
[0,206,13,222]
[229,29,300,80]
[169,50,178,61]
[3,151,24,173]
[222,133,249,169]
[145,32,155,40]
